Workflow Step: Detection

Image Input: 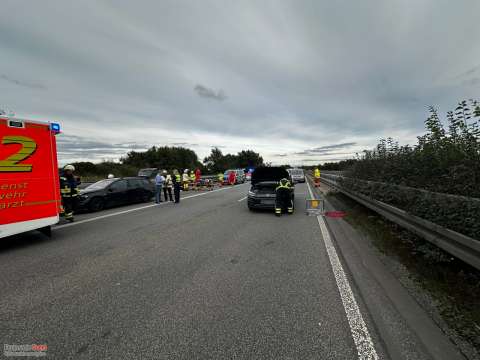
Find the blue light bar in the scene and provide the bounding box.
[50,123,61,133]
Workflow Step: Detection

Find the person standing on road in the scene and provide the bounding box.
[217,172,224,186]
[275,178,293,216]
[182,169,190,191]
[228,170,236,185]
[173,169,181,203]
[60,164,79,222]
[155,171,165,204]
[195,168,201,184]
[163,170,173,202]
[314,167,321,187]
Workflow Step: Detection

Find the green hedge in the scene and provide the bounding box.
[340,177,480,240]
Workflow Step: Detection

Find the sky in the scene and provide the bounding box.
[1,0,479,166]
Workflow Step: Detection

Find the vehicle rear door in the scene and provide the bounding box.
[126,179,142,203]
[106,179,128,206]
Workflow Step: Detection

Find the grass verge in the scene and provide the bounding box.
[327,191,480,357]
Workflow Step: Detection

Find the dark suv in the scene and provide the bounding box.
[79,177,154,212]
[247,167,293,210]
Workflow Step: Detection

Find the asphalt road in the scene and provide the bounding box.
[0,183,464,359]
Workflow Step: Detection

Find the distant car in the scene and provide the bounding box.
[79,177,154,212]
[245,172,252,181]
[247,167,294,210]
[287,168,305,183]
[223,169,246,184]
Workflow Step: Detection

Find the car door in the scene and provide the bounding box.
[126,179,142,203]
[106,179,128,206]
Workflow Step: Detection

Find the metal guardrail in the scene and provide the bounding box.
[317,173,480,270]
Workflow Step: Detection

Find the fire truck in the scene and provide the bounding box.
[0,116,62,238]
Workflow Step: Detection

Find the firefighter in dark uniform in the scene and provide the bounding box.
[60,164,79,222]
[275,178,293,216]
[172,169,181,203]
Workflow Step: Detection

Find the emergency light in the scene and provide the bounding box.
[50,122,61,133]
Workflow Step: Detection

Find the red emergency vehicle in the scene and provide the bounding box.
[0,116,61,238]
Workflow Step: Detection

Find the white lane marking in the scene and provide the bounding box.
[307,181,378,360]
[56,186,239,230]
[237,196,247,202]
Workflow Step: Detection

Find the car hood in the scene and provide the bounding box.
[251,167,290,185]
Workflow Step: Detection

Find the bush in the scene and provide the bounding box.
[347,100,480,198]
[340,177,480,239]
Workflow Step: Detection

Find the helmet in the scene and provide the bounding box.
[184,169,189,173]
[64,164,75,171]
[163,170,167,174]
[107,174,114,179]
[279,178,289,187]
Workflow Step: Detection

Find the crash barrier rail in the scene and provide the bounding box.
[316,173,480,271]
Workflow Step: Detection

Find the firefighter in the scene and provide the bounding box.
[173,169,181,203]
[189,170,196,190]
[182,169,190,191]
[217,172,224,186]
[60,164,79,222]
[275,178,293,216]
[314,167,321,187]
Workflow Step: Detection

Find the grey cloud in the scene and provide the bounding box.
[56,135,151,160]
[294,142,357,155]
[1,1,479,164]
[194,84,227,101]
[1,74,46,89]
[169,142,199,146]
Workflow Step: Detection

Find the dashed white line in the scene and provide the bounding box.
[56,186,236,230]
[307,181,379,360]
[237,196,247,202]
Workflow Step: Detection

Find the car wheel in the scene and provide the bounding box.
[88,197,105,212]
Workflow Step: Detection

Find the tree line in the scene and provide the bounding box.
[70,146,264,180]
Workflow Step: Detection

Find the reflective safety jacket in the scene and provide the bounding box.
[190,172,196,181]
[276,180,292,191]
[174,174,181,183]
[60,174,79,198]
[218,173,224,181]
[314,168,321,178]
[182,173,190,182]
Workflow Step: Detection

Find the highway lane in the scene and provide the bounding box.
[0,183,388,359]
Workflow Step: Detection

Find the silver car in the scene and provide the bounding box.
[287,168,305,183]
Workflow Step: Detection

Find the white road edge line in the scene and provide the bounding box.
[307,181,379,360]
[56,186,237,230]
[237,196,247,202]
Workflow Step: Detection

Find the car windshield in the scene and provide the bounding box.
[85,179,116,190]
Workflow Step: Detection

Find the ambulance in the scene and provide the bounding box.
[0,116,62,238]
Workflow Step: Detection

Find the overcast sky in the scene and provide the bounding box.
[1,0,479,165]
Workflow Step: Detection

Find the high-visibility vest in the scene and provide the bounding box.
[60,176,79,197]
[314,169,321,178]
[218,173,223,181]
[276,180,291,191]
[190,173,195,181]
[175,174,181,182]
